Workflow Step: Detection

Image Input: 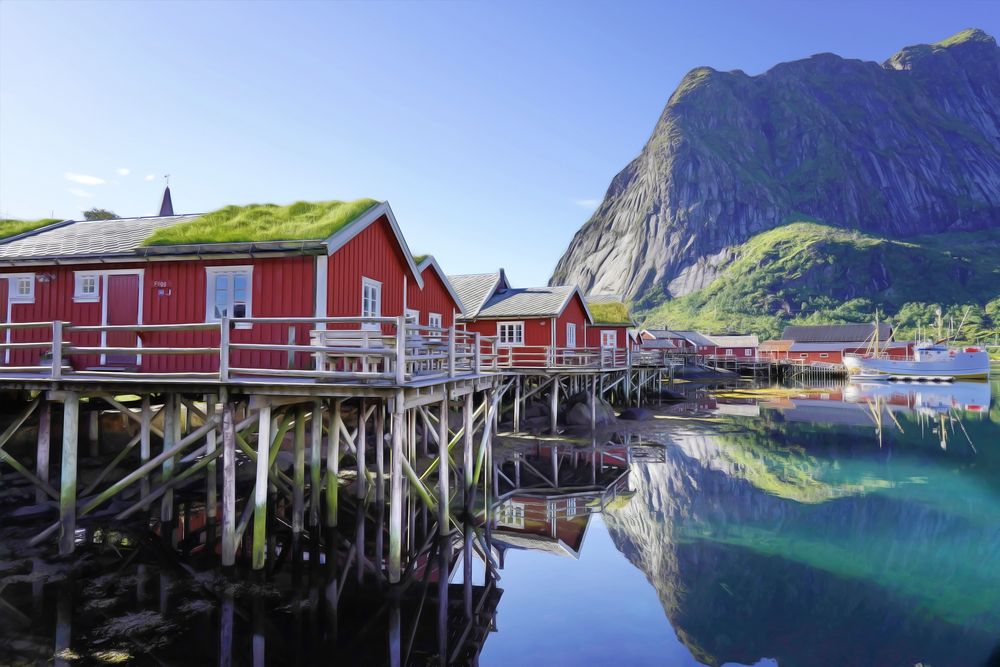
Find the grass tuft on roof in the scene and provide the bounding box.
[588,300,632,324]
[142,199,380,246]
[0,218,62,240]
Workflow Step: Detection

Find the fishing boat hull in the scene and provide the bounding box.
[843,350,990,380]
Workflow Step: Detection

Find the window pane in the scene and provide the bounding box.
[233,303,246,318]
[233,274,248,301]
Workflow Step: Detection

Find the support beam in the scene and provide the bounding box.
[438,395,450,536]
[140,397,151,503]
[463,392,474,511]
[309,400,323,528]
[161,394,178,529]
[326,399,342,528]
[59,393,79,556]
[222,400,237,567]
[87,409,99,458]
[389,390,405,584]
[292,406,306,542]
[550,377,559,434]
[252,405,272,571]
[35,401,51,505]
[356,399,367,499]
[206,396,218,534]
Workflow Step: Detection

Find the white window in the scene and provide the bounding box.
[496,500,525,529]
[745,348,752,356]
[566,323,577,348]
[724,348,733,356]
[405,308,419,324]
[8,273,34,303]
[206,267,252,327]
[497,321,524,346]
[800,353,808,359]
[601,330,617,349]
[361,277,382,329]
[820,353,829,359]
[565,497,577,518]
[74,273,100,302]
[428,312,442,329]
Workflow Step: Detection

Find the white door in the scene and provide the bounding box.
[361,278,382,330]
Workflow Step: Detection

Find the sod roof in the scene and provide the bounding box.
[0,218,62,240]
[587,300,633,325]
[142,198,379,246]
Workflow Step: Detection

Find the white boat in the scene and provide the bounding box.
[844,343,991,381]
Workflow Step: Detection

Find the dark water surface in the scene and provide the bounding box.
[1,377,998,666]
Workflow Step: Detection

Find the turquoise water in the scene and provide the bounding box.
[482,378,1000,667]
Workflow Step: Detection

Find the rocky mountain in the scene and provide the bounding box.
[550,29,1000,308]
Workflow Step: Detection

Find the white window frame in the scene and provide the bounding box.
[496,500,525,529]
[405,308,419,324]
[73,272,101,303]
[745,348,752,356]
[724,348,733,356]
[206,266,253,329]
[497,321,524,347]
[600,329,617,349]
[820,353,829,359]
[8,273,35,303]
[361,277,382,330]
[566,322,577,348]
[428,312,442,329]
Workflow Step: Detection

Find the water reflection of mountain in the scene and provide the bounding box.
[603,429,1000,667]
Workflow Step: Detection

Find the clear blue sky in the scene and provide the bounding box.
[1,1,997,285]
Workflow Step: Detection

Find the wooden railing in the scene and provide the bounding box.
[493,345,631,370]
[0,316,494,385]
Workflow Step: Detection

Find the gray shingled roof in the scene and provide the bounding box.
[704,334,759,347]
[669,330,715,347]
[781,323,890,343]
[477,286,576,319]
[0,215,199,260]
[448,272,501,316]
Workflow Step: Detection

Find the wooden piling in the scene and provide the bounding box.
[438,395,449,535]
[58,393,79,556]
[206,395,218,533]
[87,409,99,458]
[463,392,474,510]
[140,396,151,503]
[389,390,405,583]
[252,404,272,570]
[160,394,177,527]
[35,400,51,505]
[221,400,237,567]
[356,399,367,499]
[326,399,342,528]
[309,400,322,528]
[292,406,306,541]
[550,377,559,434]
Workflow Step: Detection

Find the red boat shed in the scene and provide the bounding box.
[408,255,464,329]
[0,198,424,374]
[448,270,594,368]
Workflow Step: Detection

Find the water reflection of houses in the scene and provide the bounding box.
[489,437,649,561]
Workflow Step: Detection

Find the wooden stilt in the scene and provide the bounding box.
[326,399,342,528]
[438,395,449,535]
[87,409,99,458]
[35,400,51,505]
[252,404,272,571]
[389,390,404,584]
[309,400,322,528]
[160,394,178,529]
[463,392,474,510]
[292,406,306,542]
[375,403,385,502]
[550,376,559,434]
[140,396,151,503]
[513,375,521,433]
[590,374,597,431]
[356,399,367,498]
[58,393,79,556]
[206,395,218,533]
[222,400,237,567]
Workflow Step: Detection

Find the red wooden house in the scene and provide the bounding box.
[408,255,464,329]
[769,324,912,365]
[584,295,636,365]
[0,196,430,377]
[447,270,596,368]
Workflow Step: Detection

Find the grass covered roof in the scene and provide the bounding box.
[143,198,379,246]
[588,300,633,324]
[0,218,61,240]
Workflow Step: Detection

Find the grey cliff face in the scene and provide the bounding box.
[550,29,1000,304]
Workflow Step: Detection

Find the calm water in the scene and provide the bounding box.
[1,376,998,666]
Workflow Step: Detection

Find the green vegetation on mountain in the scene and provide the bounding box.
[0,218,61,239]
[641,222,1000,340]
[143,198,379,246]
